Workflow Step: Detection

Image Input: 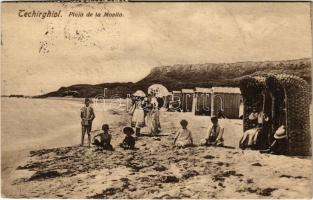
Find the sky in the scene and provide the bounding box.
[1,2,312,95]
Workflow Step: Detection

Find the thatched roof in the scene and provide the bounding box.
[266,74,310,95]
[239,75,267,95]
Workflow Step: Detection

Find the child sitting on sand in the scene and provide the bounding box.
[93,124,113,150]
[119,127,136,149]
[173,120,193,147]
[201,116,224,147]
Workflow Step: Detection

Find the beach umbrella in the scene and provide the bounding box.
[148,84,169,97]
[133,90,146,97]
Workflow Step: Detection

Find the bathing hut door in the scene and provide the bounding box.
[183,94,193,112]
[192,94,197,114]
[213,95,223,116]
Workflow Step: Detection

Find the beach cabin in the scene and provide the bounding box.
[211,87,241,119]
[239,74,311,156]
[195,87,212,116]
[181,89,195,112]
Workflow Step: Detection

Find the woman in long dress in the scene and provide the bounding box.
[131,97,145,137]
[147,107,160,136]
[147,96,162,136]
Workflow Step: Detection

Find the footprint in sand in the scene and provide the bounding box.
[251,162,263,167]
[203,155,215,159]
[246,178,254,184]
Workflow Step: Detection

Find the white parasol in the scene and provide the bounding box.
[148,84,169,97]
[132,90,146,97]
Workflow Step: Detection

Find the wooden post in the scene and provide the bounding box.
[192,93,197,115]
[211,92,214,116]
[283,87,289,153]
[104,88,107,98]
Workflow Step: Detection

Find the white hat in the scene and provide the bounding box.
[133,90,146,97]
[274,125,287,139]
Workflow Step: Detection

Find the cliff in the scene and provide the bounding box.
[37,58,311,98]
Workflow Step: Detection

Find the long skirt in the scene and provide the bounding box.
[131,108,145,128]
[200,137,224,146]
[239,128,260,149]
[147,110,160,136]
[176,139,193,147]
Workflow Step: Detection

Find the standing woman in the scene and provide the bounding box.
[131,90,146,137]
[147,95,160,136]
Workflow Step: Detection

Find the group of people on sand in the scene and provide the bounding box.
[80,97,225,150]
[129,92,225,148]
[80,96,288,155]
[128,92,163,137]
[80,98,136,150]
[173,116,224,148]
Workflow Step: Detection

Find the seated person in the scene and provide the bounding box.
[260,125,288,155]
[248,107,269,128]
[239,128,260,149]
[239,109,269,150]
[173,120,194,147]
[201,116,224,146]
[93,124,113,150]
[120,127,136,149]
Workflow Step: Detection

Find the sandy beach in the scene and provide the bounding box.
[1,98,312,198]
[2,1,313,199]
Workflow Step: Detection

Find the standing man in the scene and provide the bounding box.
[81,98,95,147]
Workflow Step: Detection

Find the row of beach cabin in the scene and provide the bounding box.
[166,87,242,119]
[145,73,311,156]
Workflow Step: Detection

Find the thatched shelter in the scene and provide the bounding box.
[239,76,267,130]
[239,76,271,149]
[266,74,311,156]
[239,74,311,155]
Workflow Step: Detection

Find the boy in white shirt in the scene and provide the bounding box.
[201,116,224,146]
[80,98,95,147]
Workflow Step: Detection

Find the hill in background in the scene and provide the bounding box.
[37,58,311,98]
